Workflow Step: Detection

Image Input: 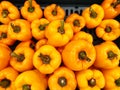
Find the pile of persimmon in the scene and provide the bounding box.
[0,0,120,90]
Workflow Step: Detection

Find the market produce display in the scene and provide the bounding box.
[0,0,120,90]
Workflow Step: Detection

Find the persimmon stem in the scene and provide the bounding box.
[78,51,91,62]
[2,10,9,18]
[107,51,117,60]
[89,7,97,18]
[28,0,34,12]
[11,52,25,62]
[88,78,96,87]
[58,20,65,34]
[0,78,11,88]
[115,78,120,86]
[73,19,80,27]
[105,26,112,33]
[22,84,31,90]
[111,0,120,8]
[11,23,21,33]
[39,53,51,64]
[0,32,7,39]
[52,5,57,16]
[58,77,67,87]
[39,23,49,30]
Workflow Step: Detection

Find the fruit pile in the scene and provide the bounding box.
[0,0,120,90]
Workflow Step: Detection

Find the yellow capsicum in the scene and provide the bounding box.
[8,19,32,41]
[0,67,18,90]
[14,69,47,90]
[76,68,105,90]
[48,66,77,90]
[94,41,120,69]
[10,46,34,72]
[45,20,73,47]
[101,0,120,19]
[102,67,120,90]
[0,1,20,24]
[0,43,11,71]
[20,0,43,22]
[82,4,104,29]
[44,4,65,22]
[96,19,120,41]
[33,45,61,74]
[31,18,49,40]
[66,13,86,33]
[72,31,93,43]
[62,40,96,71]
[0,24,15,46]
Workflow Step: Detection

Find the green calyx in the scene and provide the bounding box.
[78,51,91,62]
[107,50,117,60]
[58,20,65,34]
[52,5,58,16]
[38,53,51,64]
[0,32,7,39]
[22,84,31,90]
[0,78,11,88]
[111,0,120,8]
[11,23,21,33]
[39,23,49,30]
[105,26,112,33]
[88,78,96,87]
[89,7,97,18]
[2,9,9,18]
[73,19,80,27]
[58,77,67,87]
[115,78,120,87]
[11,52,25,62]
[28,0,34,13]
